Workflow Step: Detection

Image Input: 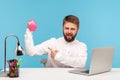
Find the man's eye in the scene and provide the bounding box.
[65,28,69,30]
[71,28,75,30]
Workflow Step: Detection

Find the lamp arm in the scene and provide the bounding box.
[4,34,20,73]
[4,34,20,42]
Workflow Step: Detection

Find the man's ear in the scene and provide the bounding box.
[77,27,79,32]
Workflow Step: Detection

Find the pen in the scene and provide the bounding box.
[17,58,22,67]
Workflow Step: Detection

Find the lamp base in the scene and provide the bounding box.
[0,71,8,77]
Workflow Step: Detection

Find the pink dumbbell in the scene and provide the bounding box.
[28,20,37,31]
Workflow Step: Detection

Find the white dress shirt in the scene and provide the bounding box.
[24,29,87,68]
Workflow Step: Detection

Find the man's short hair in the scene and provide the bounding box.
[63,15,80,28]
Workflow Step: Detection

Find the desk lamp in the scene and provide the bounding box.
[0,34,24,77]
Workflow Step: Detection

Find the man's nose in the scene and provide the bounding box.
[68,29,71,33]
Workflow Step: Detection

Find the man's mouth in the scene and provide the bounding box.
[66,33,72,36]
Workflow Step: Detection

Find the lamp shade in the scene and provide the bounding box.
[15,42,24,56]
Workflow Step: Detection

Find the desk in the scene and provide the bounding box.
[0,68,120,80]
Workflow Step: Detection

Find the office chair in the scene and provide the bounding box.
[40,58,47,67]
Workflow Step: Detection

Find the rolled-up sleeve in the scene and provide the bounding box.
[24,28,56,56]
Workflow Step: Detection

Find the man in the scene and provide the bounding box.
[24,15,87,68]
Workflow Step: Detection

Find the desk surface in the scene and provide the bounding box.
[0,68,120,80]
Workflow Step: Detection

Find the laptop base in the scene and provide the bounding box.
[69,69,90,76]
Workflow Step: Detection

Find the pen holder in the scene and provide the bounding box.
[7,59,19,78]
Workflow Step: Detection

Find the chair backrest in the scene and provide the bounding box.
[40,58,47,67]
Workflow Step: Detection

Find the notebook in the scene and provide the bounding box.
[69,46,115,76]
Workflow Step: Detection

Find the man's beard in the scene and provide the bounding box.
[63,32,77,42]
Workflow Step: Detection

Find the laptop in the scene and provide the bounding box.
[69,46,115,76]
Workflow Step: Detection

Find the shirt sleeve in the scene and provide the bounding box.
[24,28,55,56]
[54,43,87,68]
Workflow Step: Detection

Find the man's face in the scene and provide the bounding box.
[63,22,79,42]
